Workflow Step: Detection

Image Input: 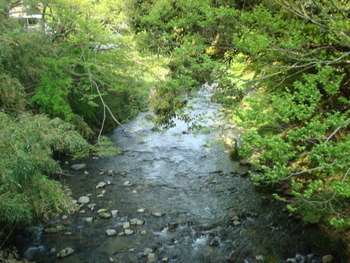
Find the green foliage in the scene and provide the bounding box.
[129,0,350,232]
[0,112,89,224]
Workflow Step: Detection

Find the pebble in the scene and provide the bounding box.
[107,181,111,185]
[129,248,135,252]
[137,220,144,226]
[109,257,114,262]
[45,225,65,233]
[84,171,89,175]
[125,229,134,235]
[124,181,132,186]
[99,211,112,219]
[61,215,68,220]
[71,164,86,171]
[130,218,138,225]
[138,208,145,213]
[123,222,131,229]
[132,190,138,194]
[97,194,104,198]
[56,247,75,258]
[322,255,333,263]
[106,229,117,236]
[152,212,164,217]
[107,170,114,176]
[231,216,239,221]
[232,220,241,226]
[144,248,153,255]
[78,196,90,204]
[256,255,264,261]
[148,253,156,262]
[111,210,118,217]
[96,182,107,188]
[118,232,125,236]
[97,208,107,213]
[85,217,93,223]
[161,258,169,262]
[140,230,147,235]
[87,203,96,211]
[209,239,219,247]
[64,161,69,165]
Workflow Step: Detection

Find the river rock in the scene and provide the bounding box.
[118,232,125,236]
[57,247,75,258]
[123,181,132,186]
[61,215,68,220]
[140,230,147,235]
[107,170,114,176]
[162,258,169,262]
[209,239,219,247]
[322,255,333,263]
[111,210,118,217]
[148,253,156,262]
[138,208,145,213]
[130,218,138,225]
[152,212,164,217]
[85,217,93,223]
[137,220,144,226]
[99,211,112,219]
[45,225,65,233]
[123,222,131,229]
[256,255,264,261]
[78,196,90,204]
[97,194,104,198]
[96,182,107,188]
[71,164,86,171]
[232,220,241,226]
[87,203,96,211]
[109,257,114,262]
[106,229,117,236]
[125,229,133,235]
[144,248,153,255]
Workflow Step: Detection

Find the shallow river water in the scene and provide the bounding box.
[19,91,344,263]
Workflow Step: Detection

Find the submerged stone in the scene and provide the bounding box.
[96,182,107,188]
[57,247,75,258]
[71,164,86,171]
[106,229,117,236]
[78,196,90,204]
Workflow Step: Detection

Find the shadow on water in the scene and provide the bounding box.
[17,89,346,263]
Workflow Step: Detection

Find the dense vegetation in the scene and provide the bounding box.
[0,0,165,232]
[1,0,349,250]
[127,0,350,234]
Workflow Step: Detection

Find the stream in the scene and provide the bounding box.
[17,89,343,263]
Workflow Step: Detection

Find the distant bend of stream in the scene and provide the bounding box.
[17,89,345,263]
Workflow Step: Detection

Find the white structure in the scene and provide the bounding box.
[9,6,43,31]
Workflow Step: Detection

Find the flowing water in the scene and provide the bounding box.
[18,90,344,263]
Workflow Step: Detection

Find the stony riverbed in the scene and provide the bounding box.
[16,90,343,263]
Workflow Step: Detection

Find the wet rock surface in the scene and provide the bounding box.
[19,90,344,262]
